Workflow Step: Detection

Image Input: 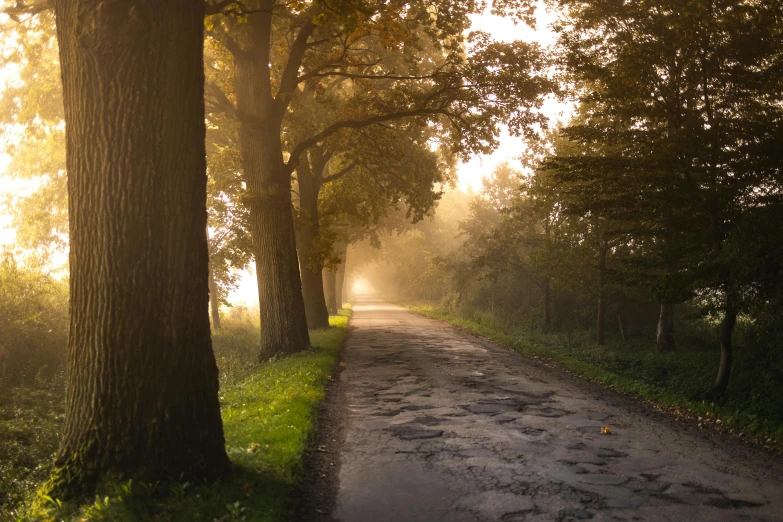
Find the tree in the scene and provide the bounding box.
[293,119,453,327]
[205,0,551,359]
[0,13,67,261]
[47,0,229,497]
[554,0,783,391]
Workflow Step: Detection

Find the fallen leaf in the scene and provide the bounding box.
[600,426,612,434]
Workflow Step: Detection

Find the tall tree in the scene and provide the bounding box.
[47,0,229,497]
[205,0,551,359]
[554,0,783,391]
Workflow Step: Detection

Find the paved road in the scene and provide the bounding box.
[320,297,783,521]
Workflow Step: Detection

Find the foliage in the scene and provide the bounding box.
[0,253,67,385]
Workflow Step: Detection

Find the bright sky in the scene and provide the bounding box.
[457,2,569,191]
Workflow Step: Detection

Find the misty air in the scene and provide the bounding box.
[0,1,782,521]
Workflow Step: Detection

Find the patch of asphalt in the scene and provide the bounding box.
[304,297,783,522]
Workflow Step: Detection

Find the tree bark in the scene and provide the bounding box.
[713,301,736,395]
[324,268,338,315]
[233,11,310,359]
[656,302,675,351]
[208,259,222,329]
[295,151,330,329]
[51,0,228,497]
[596,239,608,345]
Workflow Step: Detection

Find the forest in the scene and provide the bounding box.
[0,0,781,521]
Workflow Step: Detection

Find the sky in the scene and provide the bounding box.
[0,3,568,304]
[456,3,568,191]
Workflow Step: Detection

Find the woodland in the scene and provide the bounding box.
[0,0,781,520]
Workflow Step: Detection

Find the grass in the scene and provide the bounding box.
[0,381,64,517]
[408,303,783,450]
[3,308,351,522]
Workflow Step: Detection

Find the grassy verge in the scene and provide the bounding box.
[7,308,351,522]
[408,303,782,451]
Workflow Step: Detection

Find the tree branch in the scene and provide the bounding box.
[285,107,452,173]
[205,82,238,120]
[322,161,357,184]
[1,0,51,22]
[276,10,319,108]
[204,0,240,16]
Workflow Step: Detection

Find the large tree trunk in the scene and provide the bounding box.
[208,259,221,329]
[596,239,608,345]
[295,154,330,329]
[233,12,310,359]
[713,301,737,395]
[656,302,675,351]
[51,0,229,497]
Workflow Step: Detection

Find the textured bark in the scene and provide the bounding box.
[656,303,675,351]
[208,259,222,329]
[233,11,310,359]
[324,269,338,315]
[713,303,737,395]
[51,0,228,497]
[596,240,608,345]
[295,153,330,329]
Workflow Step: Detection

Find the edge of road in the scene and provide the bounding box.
[296,315,355,522]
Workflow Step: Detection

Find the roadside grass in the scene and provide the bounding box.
[6,307,351,522]
[408,303,783,449]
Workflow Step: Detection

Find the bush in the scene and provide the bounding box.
[0,254,68,387]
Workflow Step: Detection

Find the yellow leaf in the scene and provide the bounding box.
[600,426,612,434]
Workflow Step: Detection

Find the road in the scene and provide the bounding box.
[306,297,783,522]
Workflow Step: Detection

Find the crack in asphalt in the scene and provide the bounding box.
[321,298,783,522]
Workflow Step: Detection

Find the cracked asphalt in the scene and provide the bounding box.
[313,297,783,522]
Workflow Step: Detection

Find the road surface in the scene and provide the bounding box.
[305,297,783,522]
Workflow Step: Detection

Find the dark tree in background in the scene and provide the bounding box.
[49,0,229,496]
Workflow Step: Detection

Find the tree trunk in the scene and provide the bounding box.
[295,155,330,329]
[656,302,675,351]
[233,12,310,359]
[543,277,551,331]
[713,302,737,395]
[617,314,627,342]
[335,246,347,309]
[50,0,228,497]
[208,259,221,329]
[596,239,608,345]
[324,269,338,315]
